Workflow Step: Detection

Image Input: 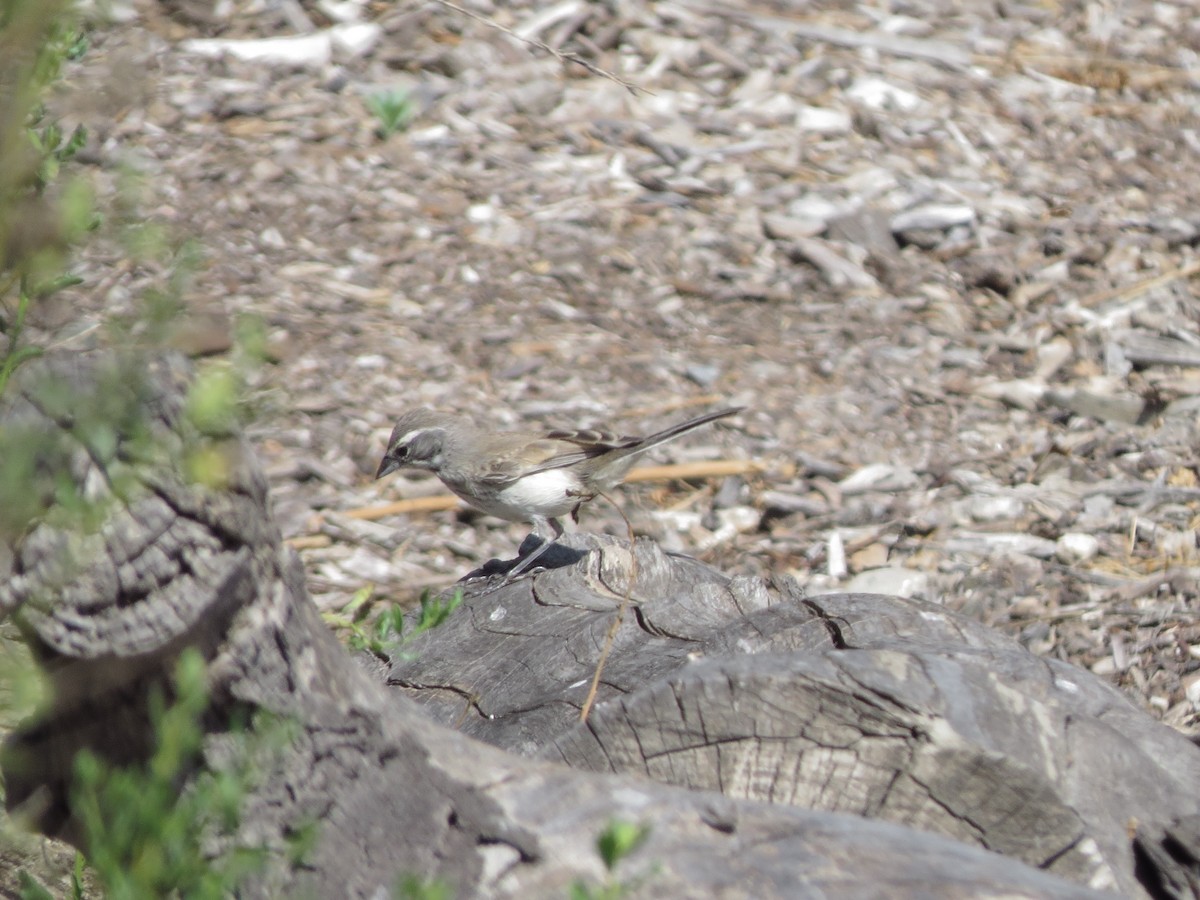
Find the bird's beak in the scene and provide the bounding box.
[376,456,400,480]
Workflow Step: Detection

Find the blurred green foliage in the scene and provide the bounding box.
[0,3,294,897]
[570,820,654,900]
[324,586,464,659]
[69,649,291,899]
[0,0,94,396]
[366,88,416,138]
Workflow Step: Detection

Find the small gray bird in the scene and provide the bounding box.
[375,406,742,577]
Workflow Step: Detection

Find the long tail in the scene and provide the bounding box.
[530,407,743,475]
[628,406,743,454]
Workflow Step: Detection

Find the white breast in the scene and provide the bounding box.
[482,469,580,522]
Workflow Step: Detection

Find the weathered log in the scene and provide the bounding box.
[0,354,1186,897]
[388,534,1200,898]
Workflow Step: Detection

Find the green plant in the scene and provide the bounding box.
[325,587,463,659]
[0,0,94,397]
[14,851,85,900]
[67,648,293,899]
[0,3,281,897]
[393,873,453,900]
[366,89,416,139]
[570,820,653,900]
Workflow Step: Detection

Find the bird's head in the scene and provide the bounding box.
[376,408,453,479]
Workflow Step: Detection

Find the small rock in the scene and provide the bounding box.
[946,532,1059,559]
[333,546,393,582]
[762,213,825,242]
[712,476,745,509]
[785,237,879,290]
[965,494,1026,523]
[891,204,976,233]
[1155,528,1197,559]
[183,33,334,69]
[844,566,930,599]
[1045,387,1146,425]
[849,542,889,570]
[317,0,367,23]
[167,313,233,357]
[761,490,827,517]
[684,362,721,387]
[827,531,847,580]
[827,206,900,260]
[839,463,919,494]
[263,328,294,363]
[846,76,922,111]
[796,105,852,134]
[975,379,1047,411]
[717,506,760,533]
[1035,337,1074,379]
[1185,674,1200,710]
[786,195,846,227]
[332,23,382,60]
[1056,532,1100,563]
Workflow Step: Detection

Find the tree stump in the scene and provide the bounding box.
[2,354,1195,898]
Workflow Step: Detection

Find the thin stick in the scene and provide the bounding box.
[623,459,763,483]
[1079,259,1200,310]
[431,0,645,95]
[579,490,637,723]
[343,495,462,520]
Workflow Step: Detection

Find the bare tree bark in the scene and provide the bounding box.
[1,353,1190,898]
[388,533,1200,898]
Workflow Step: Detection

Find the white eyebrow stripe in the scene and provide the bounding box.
[397,427,443,446]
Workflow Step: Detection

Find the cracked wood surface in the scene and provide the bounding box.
[390,534,1200,899]
[0,353,1187,898]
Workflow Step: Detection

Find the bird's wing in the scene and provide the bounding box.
[473,435,595,484]
[519,428,644,476]
[544,427,638,449]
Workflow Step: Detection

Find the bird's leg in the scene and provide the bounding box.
[504,516,563,579]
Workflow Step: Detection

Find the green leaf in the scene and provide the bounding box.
[65,32,88,60]
[30,272,83,296]
[342,584,375,619]
[41,122,62,153]
[37,154,59,186]
[16,870,56,900]
[71,852,87,900]
[185,365,240,436]
[366,89,416,138]
[415,589,463,631]
[60,176,94,239]
[596,821,650,873]
[392,874,452,900]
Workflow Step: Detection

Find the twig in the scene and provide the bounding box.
[579,490,636,723]
[431,0,645,95]
[343,495,462,521]
[1078,259,1200,312]
[623,459,763,483]
[679,1,971,69]
[285,534,332,550]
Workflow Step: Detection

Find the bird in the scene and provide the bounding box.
[375,406,743,578]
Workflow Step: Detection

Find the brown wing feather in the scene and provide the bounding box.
[476,435,596,485]
[477,408,742,484]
